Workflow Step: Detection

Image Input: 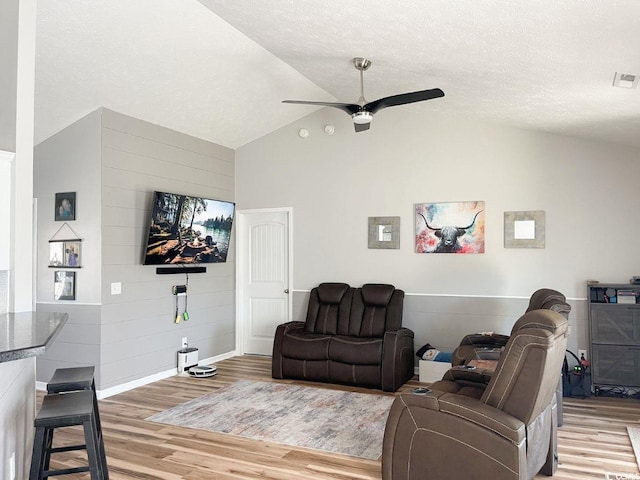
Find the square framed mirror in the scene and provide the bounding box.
[368,216,400,249]
[504,210,545,248]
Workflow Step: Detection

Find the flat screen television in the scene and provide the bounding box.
[143,191,235,265]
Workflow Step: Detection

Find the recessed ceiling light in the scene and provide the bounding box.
[613,72,638,89]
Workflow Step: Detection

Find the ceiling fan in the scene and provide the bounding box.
[283,57,444,132]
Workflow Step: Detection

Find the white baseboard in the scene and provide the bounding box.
[36,350,239,400]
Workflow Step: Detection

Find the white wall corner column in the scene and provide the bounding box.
[10,0,37,312]
[0,151,14,314]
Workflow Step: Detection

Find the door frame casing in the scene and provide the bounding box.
[235,207,293,356]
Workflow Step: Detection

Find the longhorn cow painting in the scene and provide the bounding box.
[415,201,485,254]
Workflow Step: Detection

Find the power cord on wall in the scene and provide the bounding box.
[173,269,190,323]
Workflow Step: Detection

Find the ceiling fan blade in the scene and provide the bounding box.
[365,88,444,114]
[354,121,370,133]
[282,100,360,115]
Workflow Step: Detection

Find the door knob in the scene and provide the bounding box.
[284,289,289,294]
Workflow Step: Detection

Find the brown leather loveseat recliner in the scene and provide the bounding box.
[272,282,414,392]
[382,308,569,480]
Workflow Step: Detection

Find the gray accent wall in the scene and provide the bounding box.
[292,290,585,357]
[34,108,236,390]
[238,106,640,356]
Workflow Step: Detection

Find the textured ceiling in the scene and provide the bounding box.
[34,0,330,149]
[34,1,640,149]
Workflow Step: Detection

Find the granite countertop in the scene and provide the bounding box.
[0,311,67,363]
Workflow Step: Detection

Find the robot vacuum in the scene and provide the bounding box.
[188,365,217,378]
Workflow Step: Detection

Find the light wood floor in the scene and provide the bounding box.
[38,355,640,479]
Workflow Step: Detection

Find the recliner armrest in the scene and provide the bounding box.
[459,333,509,347]
[272,321,306,379]
[442,365,494,384]
[398,391,525,444]
[385,327,414,338]
[276,320,305,333]
[381,328,415,392]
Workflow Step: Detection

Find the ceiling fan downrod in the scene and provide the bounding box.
[353,57,371,106]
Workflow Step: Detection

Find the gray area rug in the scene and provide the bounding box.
[628,426,640,471]
[146,380,395,459]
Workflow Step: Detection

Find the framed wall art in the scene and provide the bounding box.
[368,216,400,249]
[49,240,81,268]
[415,201,485,254]
[54,270,76,301]
[504,210,545,248]
[55,192,76,221]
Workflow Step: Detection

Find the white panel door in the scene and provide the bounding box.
[238,209,291,355]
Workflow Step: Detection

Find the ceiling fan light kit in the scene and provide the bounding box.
[352,111,373,124]
[282,57,444,133]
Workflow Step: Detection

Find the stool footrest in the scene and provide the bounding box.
[49,443,86,454]
[44,465,90,476]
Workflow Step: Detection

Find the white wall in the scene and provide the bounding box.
[11,0,36,313]
[236,106,640,351]
[0,357,35,480]
[2,1,36,475]
[0,152,13,314]
[237,107,640,297]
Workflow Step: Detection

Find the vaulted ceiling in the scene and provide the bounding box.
[22,1,640,149]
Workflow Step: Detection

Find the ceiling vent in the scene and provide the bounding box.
[612,72,639,89]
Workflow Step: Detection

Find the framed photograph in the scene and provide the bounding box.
[504,210,545,248]
[368,216,400,249]
[54,271,76,301]
[415,201,485,253]
[49,241,81,267]
[55,192,76,221]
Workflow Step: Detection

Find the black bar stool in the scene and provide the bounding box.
[29,390,105,480]
[46,366,108,478]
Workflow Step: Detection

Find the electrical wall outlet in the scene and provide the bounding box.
[578,349,587,361]
[182,337,188,348]
[111,282,122,295]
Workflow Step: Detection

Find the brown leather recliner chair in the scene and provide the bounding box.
[450,288,571,366]
[439,288,571,424]
[382,309,569,480]
[272,283,414,392]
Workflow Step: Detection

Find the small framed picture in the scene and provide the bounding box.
[54,271,76,301]
[49,241,81,268]
[55,192,76,221]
